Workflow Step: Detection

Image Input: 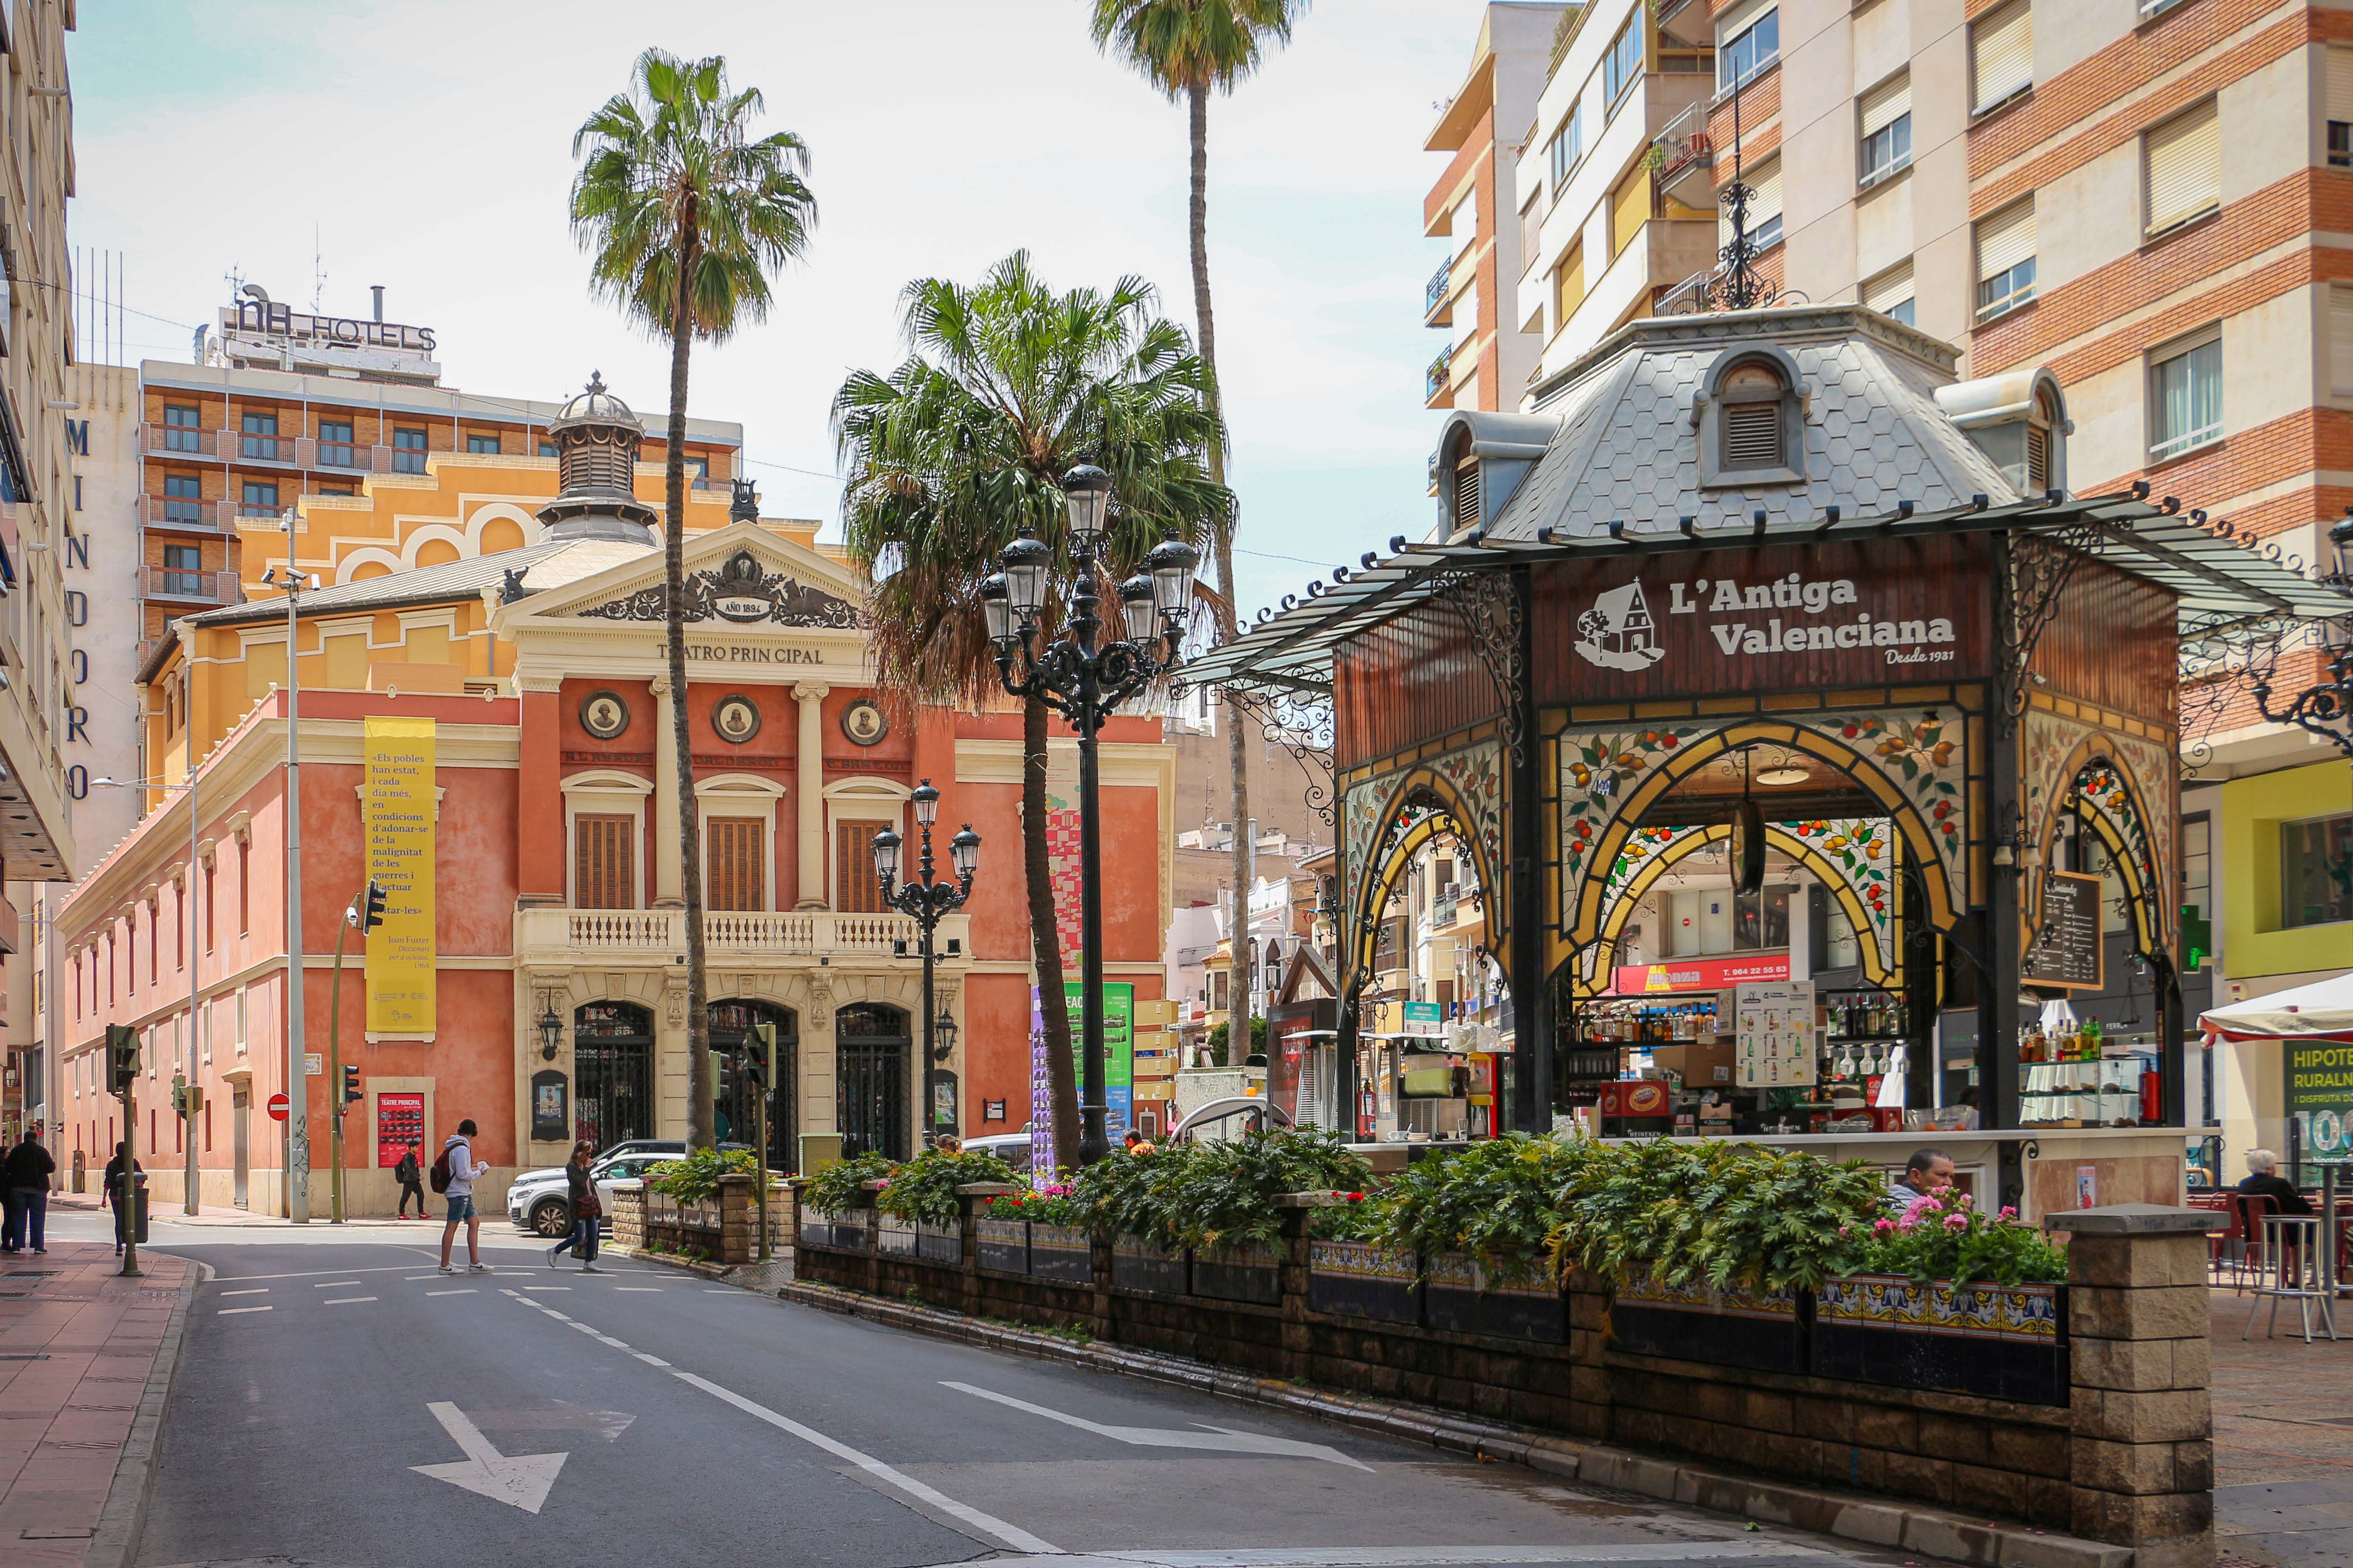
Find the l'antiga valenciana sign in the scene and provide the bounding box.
[1534,538,1991,703]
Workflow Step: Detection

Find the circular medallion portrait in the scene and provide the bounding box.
[712,693,762,745]
[840,698,889,747]
[579,690,630,741]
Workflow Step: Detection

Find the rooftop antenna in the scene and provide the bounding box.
[311,223,326,313]
[224,263,246,304]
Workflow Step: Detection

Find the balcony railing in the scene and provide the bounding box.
[1657,269,1714,316]
[138,495,233,531]
[138,423,412,476]
[1651,100,1715,208]
[1425,348,1453,403]
[1425,258,1452,324]
[238,430,290,462]
[141,567,241,605]
[140,423,221,460]
[519,906,973,962]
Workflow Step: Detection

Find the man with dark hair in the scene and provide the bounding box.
[1888,1147,1955,1214]
[393,1142,426,1218]
[437,1119,489,1276]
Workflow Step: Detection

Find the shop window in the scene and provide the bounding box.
[2148,330,2221,461]
[1699,345,1803,487]
[2281,812,2352,929]
[1717,2,1777,94]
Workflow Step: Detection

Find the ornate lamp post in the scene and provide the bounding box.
[2252,514,2353,759]
[873,781,980,1145]
[978,465,1198,1164]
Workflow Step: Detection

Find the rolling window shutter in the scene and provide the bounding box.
[1721,158,1782,247]
[1864,261,1915,315]
[2330,47,2353,121]
[2330,287,2353,393]
[1977,201,2035,282]
[2143,101,2219,234]
[1723,402,1783,469]
[1860,74,1911,138]
[1613,166,1650,256]
[835,820,882,914]
[1717,0,1774,45]
[1972,2,2032,110]
[1555,245,1585,321]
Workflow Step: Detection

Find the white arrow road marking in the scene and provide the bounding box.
[941,1383,1374,1471]
[410,1401,568,1514]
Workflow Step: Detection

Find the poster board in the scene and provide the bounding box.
[2024,870,2103,991]
[1734,980,1818,1088]
[375,1091,426,1168]
[2288,1040,2353,1159]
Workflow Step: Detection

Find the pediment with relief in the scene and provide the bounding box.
[511,522,866,632]
[579,547,861,630]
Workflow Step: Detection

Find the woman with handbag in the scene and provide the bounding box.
[548,1140,604,1273]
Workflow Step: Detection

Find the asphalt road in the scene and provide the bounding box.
[104,1216,1958,1568]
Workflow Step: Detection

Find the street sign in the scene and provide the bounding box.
[1402,1001,1444,1038]
[267,1091,290,1122]
[303,1052,324,1076]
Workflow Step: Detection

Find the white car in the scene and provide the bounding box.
[507,1151,682,1237]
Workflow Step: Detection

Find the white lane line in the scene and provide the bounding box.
[210,1265,430,1283]
[315,1280,364,1287]
[324,1296,378,1305]
[522,1286,571,1292]
[944,1382,1371,1471]
[497,1288,1057,1554]
[217,1306,273,1315]
[614,1287,661,1293]
[427,1289,474,1297]
[594,1335,630,1348]
[218,1288,268,1297]
[981,1550,1838,1568]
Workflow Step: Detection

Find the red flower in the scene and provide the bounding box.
[1348,1191,1366,1202]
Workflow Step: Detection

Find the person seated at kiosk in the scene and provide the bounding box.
[1886,1148,1955,1215]
[2236,1149,2312,1216]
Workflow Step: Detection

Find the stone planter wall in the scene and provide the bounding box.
[618,1174,762,1265]
[787,1185,2222,1561]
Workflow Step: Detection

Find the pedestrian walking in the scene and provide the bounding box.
[548,1140,603,1272]
[3,1125,55,1253]
[100,1141,142,1256]
[393,1141,427,1217]
[434,1120,490,1275]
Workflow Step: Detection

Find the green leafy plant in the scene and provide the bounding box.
[874,1148,1019,1225]
[1554,1139,1883,1292]
[1854,1194,2068,1285]
[801,1151,897,1214]
[1122,1128,1370,1250]
[1307,1191,1383,1242]
[1372,1134,1599,1272]
[647,1146,763,1205]
[982,1184,1088,1226]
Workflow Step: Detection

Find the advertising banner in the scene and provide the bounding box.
[363,716,437,1035]
[1066,981,1136,1136]
[1401,1000,1445,1038]
[1613,954,1790,994]
[2288,1040,2353,1159]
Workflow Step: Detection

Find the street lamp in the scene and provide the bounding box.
[875,779,979,1147]
[2251,510,2353,759]
[983,467,1198,1164]
[262,544,322,1223]
[537,998,564,1062]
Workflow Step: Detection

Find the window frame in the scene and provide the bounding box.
[1717,6,1778,95]
[1973,200,2037,321]
[2146,326,2223,462]
[2278,810,2352,930]
[466,432,502,455]
[1547,100,1584,193]
[1603,16,1643,110]
[1696,344,1805,489]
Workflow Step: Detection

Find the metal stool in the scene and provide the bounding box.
[2244,1213,2339,1343]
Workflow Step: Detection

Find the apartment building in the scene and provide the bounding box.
[133,289,744,664]
[1424,2,1576,414]
[0,0,86,1139]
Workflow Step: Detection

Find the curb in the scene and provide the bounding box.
[83,1256,205,1568]
[771,1279,2136,1568]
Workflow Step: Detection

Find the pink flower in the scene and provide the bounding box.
[1955,1192,1975,1210]
[1998,1206,2018,1221]
[1944,1212,1969,1232]
[1873,1218,1895,1234]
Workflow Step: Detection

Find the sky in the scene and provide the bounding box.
[66,0,1503,618]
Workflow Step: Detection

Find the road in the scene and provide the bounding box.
[78,1210,1960,1568]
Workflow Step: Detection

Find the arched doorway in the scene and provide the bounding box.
[836,1002,911,1161]
[574,1001,654,1150]
[709,998,797,1166]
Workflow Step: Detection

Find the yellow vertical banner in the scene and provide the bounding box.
[364,716,436,1035]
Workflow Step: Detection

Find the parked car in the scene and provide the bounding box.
[958,1132,1034,1175]
[507,1150,683,1237]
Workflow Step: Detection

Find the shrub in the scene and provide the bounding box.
[801,1151,896,1213]
[1307,1191,1382,1241]
[982,1184,1087,1226]
[1371,1134,1599,1271]
[874,1148,1019,1226]
[1126,1128,1370,1250]
[1854,1193,2068,1285]
[646,1146,763,1205]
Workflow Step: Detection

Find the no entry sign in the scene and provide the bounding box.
[267,1091,290,1122]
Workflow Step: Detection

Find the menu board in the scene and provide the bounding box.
[2024,870,2104,991]
[1735,981,1818,1088]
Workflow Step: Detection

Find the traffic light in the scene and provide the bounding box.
[361,880,388,931]
[342,1064,363,1106]
[106,1024,139,1093]
[748,1022,776,1089]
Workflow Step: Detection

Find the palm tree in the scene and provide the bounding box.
[835,251,1227,1169]
[1090,0,1308,1007]
[571,49,817,1150]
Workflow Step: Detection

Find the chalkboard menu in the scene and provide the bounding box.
[2024,870,2104,990]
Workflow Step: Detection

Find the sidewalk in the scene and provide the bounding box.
[0,1239,196,1566]
[45,1187,447,1229]
[2210,1287,2353,1568]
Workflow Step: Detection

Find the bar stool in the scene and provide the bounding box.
[2244,1212,2339,1343]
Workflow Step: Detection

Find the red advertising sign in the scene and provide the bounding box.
[1612,955,1790,995]
[376,1091,426,1168]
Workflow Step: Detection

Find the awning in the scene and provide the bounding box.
[2200,974,2353,1044]
[1179,488,2353,701]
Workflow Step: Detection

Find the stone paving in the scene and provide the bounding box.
[0,1239,193,1566]
[2212,1286,2353,1568]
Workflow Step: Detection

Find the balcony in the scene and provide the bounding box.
[138,423,414,476]
[1652,101,1716,209]
[517,906,974,966]
[1425,347,1454,406]
[1658,269,1714,316]
[141,567,242,606]
[140,423,222,461]
[137,495,233,532]
[1425,258,1453,326]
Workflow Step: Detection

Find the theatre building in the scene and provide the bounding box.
[54,381,1174,1213]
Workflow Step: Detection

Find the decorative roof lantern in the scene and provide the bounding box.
[536,371,659,544]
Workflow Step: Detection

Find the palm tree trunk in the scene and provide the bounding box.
[667,233,713,1152]
[1023,693,1081,1169]
[1187,77,1256,1046]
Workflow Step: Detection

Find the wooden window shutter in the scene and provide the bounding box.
[1452,461,1481,530]
[836,820,885,914]
[1971,1,2031,111]
[707,818,764,912]
[1722,401,1783,469]
[2025,424,2050,492]
[575,814,635,909]
[2143,101,2218,236]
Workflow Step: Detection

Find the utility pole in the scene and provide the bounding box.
[184,740,201,1214]
[265,546,316,1222]
[328,880,385,1224]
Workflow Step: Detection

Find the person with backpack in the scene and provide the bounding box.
[547,1140,603,1272]
[434,1121,490,1275]
[101,1142,143,1257]
[393,1142,426,1218]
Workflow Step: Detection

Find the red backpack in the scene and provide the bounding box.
[429,1145,454,1194]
